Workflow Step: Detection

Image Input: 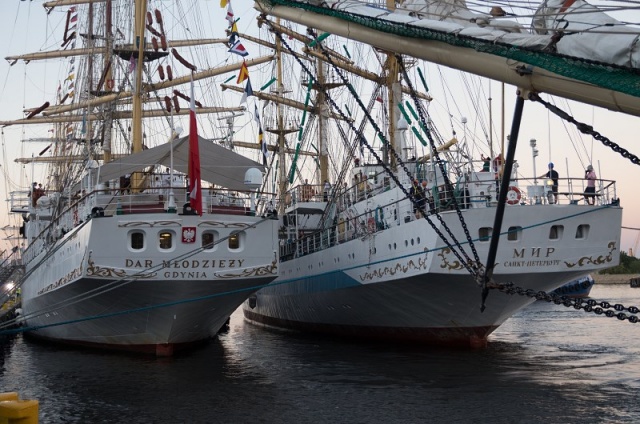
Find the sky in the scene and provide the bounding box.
[1,0,639,257]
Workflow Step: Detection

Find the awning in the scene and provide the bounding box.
[88,135,264,191]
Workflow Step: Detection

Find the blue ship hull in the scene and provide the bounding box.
[552,275,595,298]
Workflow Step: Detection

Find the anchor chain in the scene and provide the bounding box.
[397,57,483,272]
[530,93,640,166]
[494,283,640,323]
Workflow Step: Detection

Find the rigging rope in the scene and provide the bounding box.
[269,23,481,278]
[398,57,483,274]
[530,93,640,167]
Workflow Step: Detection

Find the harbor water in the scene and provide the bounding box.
[1,284,639,423]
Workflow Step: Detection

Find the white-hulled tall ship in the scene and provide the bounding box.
[1,1,279,356]
[240,0,631,346]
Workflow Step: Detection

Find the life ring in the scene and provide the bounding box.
[506,186,521,205]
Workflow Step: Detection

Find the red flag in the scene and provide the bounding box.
[188,73,202,215]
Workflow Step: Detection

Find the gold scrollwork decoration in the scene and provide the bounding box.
[118,220,182,228]
[214,260,278,279]
[437,248,484,272]
[199,221,252,229]
[438,247,464,270]
[359,254,429,282]
[564,241,617,268]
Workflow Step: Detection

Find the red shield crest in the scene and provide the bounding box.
[182,227,196,243]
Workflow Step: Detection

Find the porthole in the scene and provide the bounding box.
[131,231,144,250]
[576,224,590,239]
[479,227,492,242]
[549,225,564,240]
[228,231,244,250]
[159,231,174,250]
[202,231,216,249]
[507,226,522,241]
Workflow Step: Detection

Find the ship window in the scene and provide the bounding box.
[159,231,173,249]
[130,231,144,250]
[202,231,216,249]
[549,225,564,240]
[507,226,522,241]
[479,227,492,242]
[228,232,241,250]
[576,224,590,239]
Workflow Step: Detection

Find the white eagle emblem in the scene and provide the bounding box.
[182,227,196,243]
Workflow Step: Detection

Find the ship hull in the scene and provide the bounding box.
[21,211,278,356]
[244,205,622,347]
[24,276,262,355]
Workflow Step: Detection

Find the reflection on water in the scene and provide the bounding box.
[0,284,639,423]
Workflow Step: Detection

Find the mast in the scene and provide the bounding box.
[132,0,147,155]
[274,18,293,213]
[314,38,329,185]
[384,0,398,169]
[488,93,493,161]
[85,0,95,150]
[102,0,113,162]
[129,0,148,192]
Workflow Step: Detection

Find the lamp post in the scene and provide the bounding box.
[530,138,538,185]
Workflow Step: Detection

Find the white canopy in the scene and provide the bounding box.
[90,135,264,191]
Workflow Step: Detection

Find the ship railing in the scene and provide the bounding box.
[86,186,267,216]
[8,191,32,214]
[460,176,615,208]
[279,176,618,260]
[284,171,393,210]
[281,197,401,260]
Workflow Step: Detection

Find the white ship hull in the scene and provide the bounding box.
[244,204,621,347]
[22,209,278,356]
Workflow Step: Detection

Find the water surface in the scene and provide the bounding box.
[1,284,638,423]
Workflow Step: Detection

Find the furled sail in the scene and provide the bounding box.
[257,0,640,116]
[533,0,640,68]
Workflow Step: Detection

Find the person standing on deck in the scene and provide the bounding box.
[323,180,331,201]
[541,162,559,204]
[302,179,314,202]
[584,165,597,205]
